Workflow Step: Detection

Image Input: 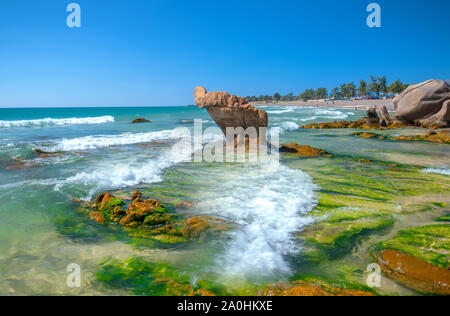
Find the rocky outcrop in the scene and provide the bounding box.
[394,79,450,128]
[280,143,332,157]
[378,105,394,126]
[378,250,450,295]
[367,108,381,128]
[259,280,374,296]
[194,86,268,137]
[131,118,151,124]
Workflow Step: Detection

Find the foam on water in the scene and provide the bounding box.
[422,168,450,176]
[197,161,316,280]
[279,121,299,132]
[50,129,184,151]
[0,116,115,128]
[266,108,295,114]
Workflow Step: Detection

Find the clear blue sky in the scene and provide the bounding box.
[0,0,449,107]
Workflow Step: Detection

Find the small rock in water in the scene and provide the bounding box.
[131,118,151,124]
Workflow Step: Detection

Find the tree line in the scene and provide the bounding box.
[245,76,410,102]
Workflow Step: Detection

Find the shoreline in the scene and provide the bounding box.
[251,99,395,111]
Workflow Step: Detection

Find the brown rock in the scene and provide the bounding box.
[394,79,450,128]
[367,107,380,128]
[33,148,63,158]
[175,201,194,208]
[378,105,394,126]
[194,86,268,137]
[131,118,151,124]
[280,143,331,157]
[378,249,450,295]
[260,281,374,297]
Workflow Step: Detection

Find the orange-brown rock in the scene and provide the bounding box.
[280,143,331,157]
[181,216,229,240]
[391,130,449,144]
[301,118,409,130]
[260,281,374,297]
[194,86,268,137]
[89,211,107,225]
[378,250,450,295]
[119,194,170,227]
[32,148,63,158]
[353,132,385,140]
[131,118,151,123]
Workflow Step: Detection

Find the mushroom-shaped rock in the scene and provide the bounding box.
[194,86,268,136]
[394,79,450,128]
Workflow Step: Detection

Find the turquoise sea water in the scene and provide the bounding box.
[0,106,448,295]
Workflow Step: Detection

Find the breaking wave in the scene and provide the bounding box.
[49,129,185,151]
[0,116,115,128]
[197,161,316,280]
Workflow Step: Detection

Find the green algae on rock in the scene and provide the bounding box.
[96,257,224,296]
[377,225,450,269]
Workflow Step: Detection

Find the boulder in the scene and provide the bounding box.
[194,86,268,137]
[378,105,393,126]
[394,79,450,128]
[366,107,380,128]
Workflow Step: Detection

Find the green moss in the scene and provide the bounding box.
[377,225,450,269]
[96,257,226,296]
[436,214,450,222]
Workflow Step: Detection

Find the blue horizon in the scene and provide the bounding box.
[0,0,449,108]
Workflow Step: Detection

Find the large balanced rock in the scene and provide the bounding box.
[194,87,268,136]
[394,79,450,128]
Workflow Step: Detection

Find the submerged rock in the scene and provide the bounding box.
[259,280,374,296]
[280,143,331,158]
[394,79,450,128]
[131,118,151,124]
[378,250,450,295]
[33,148,63,158]
[194,86,268,137]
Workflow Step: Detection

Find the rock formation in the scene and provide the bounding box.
[394,79,450,128]
[366,108,381,128]
[194,86,268,137]
[378,105,394,126]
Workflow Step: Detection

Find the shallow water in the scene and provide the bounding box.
[0,106,448,295]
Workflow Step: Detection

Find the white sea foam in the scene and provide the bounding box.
[267,108,295,114]
[0,116,115,128]
[50,129,185,151]
[197,161,316,280]
[279,121,299,132]
[422,168,450,176]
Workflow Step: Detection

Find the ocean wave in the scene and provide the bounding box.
[197,161,316,280]
[422,168,450,176]
[49,129,185,151]
[278,121,299,132]
[266,108,295,114]
[0,116,115,128]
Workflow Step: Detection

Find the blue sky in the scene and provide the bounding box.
[0,0,449,107]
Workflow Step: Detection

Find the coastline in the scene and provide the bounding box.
[251,99,395,111]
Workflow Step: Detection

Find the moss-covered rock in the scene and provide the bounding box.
[376,225,450,269]
[96,257,225,296]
